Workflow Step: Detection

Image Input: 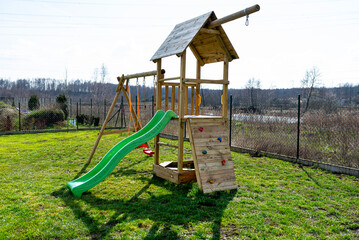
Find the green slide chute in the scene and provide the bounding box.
[67,110,177,197]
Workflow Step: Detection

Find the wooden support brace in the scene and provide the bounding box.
[171,86,175,111]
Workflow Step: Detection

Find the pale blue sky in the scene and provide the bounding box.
[0,0,358,89]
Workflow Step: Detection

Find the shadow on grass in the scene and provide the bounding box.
[53,171,236,239]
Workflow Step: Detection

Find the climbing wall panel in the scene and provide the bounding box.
[187,118,237,193]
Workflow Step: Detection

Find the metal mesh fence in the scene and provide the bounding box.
[1,94,358,169]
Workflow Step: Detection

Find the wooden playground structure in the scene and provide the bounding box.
[88,5,260,193]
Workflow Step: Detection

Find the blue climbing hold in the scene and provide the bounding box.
[217,137,222,142]
[202,150,207,154]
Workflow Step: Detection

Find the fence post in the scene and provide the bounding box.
[79,98,82,114]
[18,102,21,131]
[76,102,79,130]
[90,99,93,118]
[296,94,301,162]
[229,95,232,147]
[69,98,72,119]
[104,99,106,125]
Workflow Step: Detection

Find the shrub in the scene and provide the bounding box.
[56,94,69,119]
[23,109,65,129]
[93,117,100,126]
[76,114,89,125]
[28,95,40,110]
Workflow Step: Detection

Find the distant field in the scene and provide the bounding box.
[0,130,358,239]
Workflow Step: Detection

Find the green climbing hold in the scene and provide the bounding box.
[202,150,207,154]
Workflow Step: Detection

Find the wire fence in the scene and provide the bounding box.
[1,94,358,169]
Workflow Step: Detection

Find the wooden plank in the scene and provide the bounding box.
[153,164,179,184]
[198,161,234,172]
[165,85,169,111]
[189,43,205,66]
[187,120,202,189]
[199,28,220,35]
[187,118,237,193]
[171,86,175,111]
[215,35,233,61]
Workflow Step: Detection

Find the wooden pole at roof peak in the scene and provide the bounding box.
[208,4,260,29]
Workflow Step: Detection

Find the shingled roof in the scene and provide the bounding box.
[150,11,239,65]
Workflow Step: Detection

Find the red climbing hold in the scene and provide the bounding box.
[143,148,155,155]
[221,160,226,166]
[198,127,203,132]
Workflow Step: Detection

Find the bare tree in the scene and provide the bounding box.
[301,66,321,113]
[245,78,261,109]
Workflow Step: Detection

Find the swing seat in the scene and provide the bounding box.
[136,143,148,149]
[143,148,155,155]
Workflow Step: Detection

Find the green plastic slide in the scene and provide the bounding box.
[67,110,178,197]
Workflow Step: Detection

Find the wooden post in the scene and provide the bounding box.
[86,75,124,164]
[154,59,162,165]
[171,86,175,111]
[178,50,186,173]
[195,60,201,115]
[191,86,195,115]
[165,85,169,111]
[185,86,188,115]
[222,55,229,120]
[207,4,260,29]
[120,86,142,130]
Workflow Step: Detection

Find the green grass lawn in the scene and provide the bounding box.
[0,130,358,239]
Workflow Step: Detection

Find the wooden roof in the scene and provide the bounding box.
[150,11,239,65]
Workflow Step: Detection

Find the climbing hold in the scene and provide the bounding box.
[202,150,207,154]
[209,178,215,184]
[221,160,226,166]
[217,137,222,142]
[198,127,203,132]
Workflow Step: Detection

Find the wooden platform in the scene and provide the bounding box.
[187,118,237,193]
[153,161,196,184]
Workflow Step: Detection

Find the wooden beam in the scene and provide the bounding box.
[165,85,169,111]
[189,43,205,66]
[184,78,228,85]
[122,69,165,80]
[196,60,201,115]
[154,59,163,165]
[185,86,188,115]
[121,86,142,130]
[158,77,180,82]
[191,86,195,115]
[178,50,186,173]
[199,28,220,35]
[207,4,260,29]
[171,86,175,111]
[86,75,124,164]
[222,55,229,119]
[215,35,233,61]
